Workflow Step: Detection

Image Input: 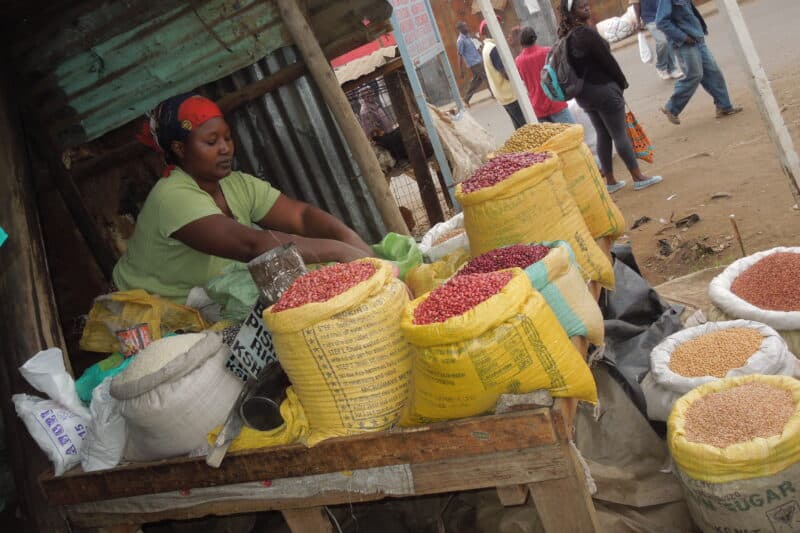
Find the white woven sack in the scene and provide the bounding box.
[643,320,798,422]
[709,247,800,331]
[418,212,469,262]
[111,332,243,461]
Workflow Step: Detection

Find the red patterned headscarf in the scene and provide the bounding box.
[137,93,223,154]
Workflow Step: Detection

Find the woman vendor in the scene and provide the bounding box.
[113,93,374,303]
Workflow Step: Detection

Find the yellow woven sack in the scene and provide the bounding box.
[80,289,207,353]
[262,259,412,446]
[405,248,470,298]
[400,268,597,426]
[537,125,626,238]
[208,387,309,452]
[668,375,800,532]
[456,153,614,288]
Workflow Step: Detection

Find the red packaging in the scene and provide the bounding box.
[116,323,152,357]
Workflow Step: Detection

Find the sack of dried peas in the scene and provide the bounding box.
[456,241,604,345]
[497,124,626,239]
[709,247,800,355]
[642,320,798,422]
[456,152,614,288]
[668,375,800,532]
[418,213,470,262]
[263,259,411,445]
[399,268,597,426]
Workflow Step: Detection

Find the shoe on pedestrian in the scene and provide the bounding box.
[716,105,743,118]
[634,176,663,191]
[660,106,680,125]
[657,69,671,80]
[607,181,626,194]
[669,68,683,79]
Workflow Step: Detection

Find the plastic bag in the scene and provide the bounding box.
[371,232,423,280]
[418,213,470,262]
[400,268,597,426]
[80,289,207,354]
[263,259,412,445]
[206,263,260,322]
[406,249,471,298]
[643,320,798,422]
[13,348,91,475]
[75,353,133,403]
[81,378,126,472]
[456,152,615,288]
[669,375,800,532]
[709,247,800,354]
[638,32,653,64]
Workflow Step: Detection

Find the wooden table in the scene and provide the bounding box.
[42,240,612,533]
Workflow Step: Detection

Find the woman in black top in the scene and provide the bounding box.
[558,0,662,193]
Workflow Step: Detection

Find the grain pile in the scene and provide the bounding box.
[668,327,763,378]
[731,252,800,311]
[457,244,550,275]
[461,152,550,194]
[683,382,795,448]
[432,228,466,246]
[412,271,512,325]
[497,123,570,154]
[272,261,376,312]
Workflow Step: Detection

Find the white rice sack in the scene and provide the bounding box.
[81,378,126,472]
[111,332,243,461]
[419,213,469,262]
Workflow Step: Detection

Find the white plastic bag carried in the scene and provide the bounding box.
[642,320,798,421]
[12,348,91,476]
[638,32,653,63]
[418,213,469,262]
[81,378,126,472]
[708,247,800,354]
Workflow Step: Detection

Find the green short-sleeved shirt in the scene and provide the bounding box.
[113,168,281,303]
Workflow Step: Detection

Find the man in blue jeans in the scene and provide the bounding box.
[656,0,742,124]
[631,0,681,80]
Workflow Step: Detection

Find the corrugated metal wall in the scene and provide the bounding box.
[205,47,388,243]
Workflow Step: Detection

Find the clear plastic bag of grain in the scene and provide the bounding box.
[668,375,800,533]
[709,247,800,354]
[641,320,799,421]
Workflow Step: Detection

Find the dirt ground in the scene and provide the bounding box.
[471,0,800,285]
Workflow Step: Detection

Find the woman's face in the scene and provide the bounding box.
[172,117,234,182]
[572,0,591,21]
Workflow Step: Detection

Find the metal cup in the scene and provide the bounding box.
[238,361,291,431]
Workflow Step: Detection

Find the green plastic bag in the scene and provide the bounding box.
[75,353,133,404]
[371,233,423,280]
[206,263,259,322]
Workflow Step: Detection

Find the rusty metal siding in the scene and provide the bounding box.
[205,47,387,243]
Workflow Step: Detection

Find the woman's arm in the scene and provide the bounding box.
[258,195,374,256]
[172,214,369,264]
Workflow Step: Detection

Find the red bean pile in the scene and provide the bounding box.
[461,152,551,194]
[731,252,800,311]
[272,261,377,312]
[413,271,513,325]
[457,244,550,276]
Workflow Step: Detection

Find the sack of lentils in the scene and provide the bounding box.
[641,320,798,422]
[262,259,411,445]
[455,151,614,288]
[668,375,800,532]
[455,241,604,345]
[497,123,625,239]
[399,268,597,426]
[709,247,800,356]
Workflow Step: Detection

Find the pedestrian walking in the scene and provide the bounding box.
[559,0,662,193]
[515,26,575,123]
[656,0,743,124]
[456,22,486,107]
[630,0,682,80]
[480,21,526,130]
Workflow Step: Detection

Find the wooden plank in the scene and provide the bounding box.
[281,507,333,533]
[275,0,409,235]
[715,0,800,206]
[528,442,601,533]
[42,408,557,506]
[385,71,445,226]
[496,485,529,507]
[0,77,70,533]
